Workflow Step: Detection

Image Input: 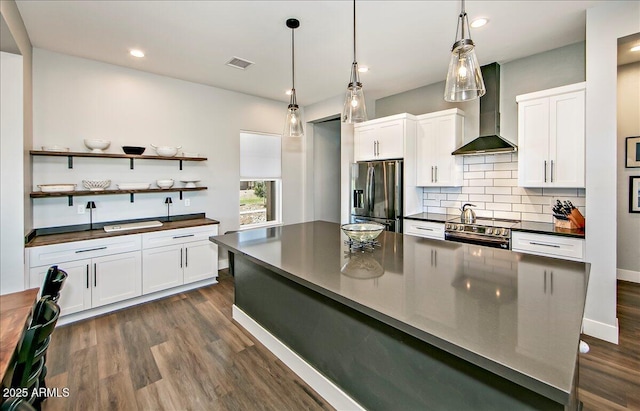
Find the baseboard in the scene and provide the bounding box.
[232,305,365,411]
[58,278,217,326]
[617,268,640,283]
[582,317,619,344]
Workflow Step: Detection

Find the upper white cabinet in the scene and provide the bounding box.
[416,109,464,187]
[516,82,585,188]
[353,114,415,161]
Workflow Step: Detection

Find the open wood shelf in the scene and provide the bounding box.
[31,187,207,206]
[30,150,207,170]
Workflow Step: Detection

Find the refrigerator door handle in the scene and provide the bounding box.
[366,165,375,212]
[394,162,401,219]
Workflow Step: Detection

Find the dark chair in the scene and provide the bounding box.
[40,266,67,303]
[11,298,60,408]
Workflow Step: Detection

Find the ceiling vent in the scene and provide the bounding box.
[225,57,254,70]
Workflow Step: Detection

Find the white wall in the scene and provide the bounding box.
[1,51,24,294]
[584,0,640,343]
[32,49,307,236]
[617,62,640,283]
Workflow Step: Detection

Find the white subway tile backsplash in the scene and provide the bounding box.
[485,187,511,195]
[420,157,587,223]
[441,187,463,194]
[461,186,485,194]
[494,195,522,204]
[513,203,543,213]
[468,163,494,172]
[486,203,512,211]
[463,156,486,165]
[485,170,512,179]
[464,171,486,180]
[469,179,494,187]
[493,179,518,187]
[469,194,494,203]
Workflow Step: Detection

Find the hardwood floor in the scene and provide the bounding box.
[42,270,334,411]
[41,274,640,411]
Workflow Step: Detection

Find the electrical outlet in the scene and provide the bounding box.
[185,199,191,207]
[77,204,85,214]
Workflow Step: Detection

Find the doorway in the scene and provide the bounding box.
[312,118,341,223]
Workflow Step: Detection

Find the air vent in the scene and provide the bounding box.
[225,57,254,70]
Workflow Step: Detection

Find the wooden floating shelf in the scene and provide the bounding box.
[31,187,207,206]
[30,150,207,170]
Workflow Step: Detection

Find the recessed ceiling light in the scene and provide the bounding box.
[285,89,293,95]
[358,66,369,73]
[130,49,145,58]
[631,45,640,52]
[470,18,489,28]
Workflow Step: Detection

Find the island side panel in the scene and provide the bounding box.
[233,253,565,411]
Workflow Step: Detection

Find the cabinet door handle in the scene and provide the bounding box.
[373,141,376,157]
[431,166,434,183]
[550,160,554,183]
[86,264,89,289]
[529,241,560,248]
[180,249,183,268]
[76,246,107,253]
[544,161,547,183]
[173,234,195,239]
[544,270,547,293]
[185,248,188,267]
[435,166,438,183]
[94,263,97,287]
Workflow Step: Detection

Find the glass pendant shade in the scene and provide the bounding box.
[444,39,485,102]
[342,64,367,123]
[284,97,304,137]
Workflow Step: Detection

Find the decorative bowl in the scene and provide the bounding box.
[156,179,175,189]
[84,139,111,153]
[341,223,385,242]
[117,183,151,190]
[182,152,199,158]
[41,146,69,152]
[38,184,76,193]
[122,146,146,155]
[180,180,200,188]
[82,180,111,191]
[151,145,181,157]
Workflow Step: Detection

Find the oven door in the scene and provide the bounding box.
[445,231,510,250]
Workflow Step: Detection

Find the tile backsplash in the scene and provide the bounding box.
[422,153,586,222]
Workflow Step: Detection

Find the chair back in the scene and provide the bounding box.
[40,265,67,303]
[11,298,60,391]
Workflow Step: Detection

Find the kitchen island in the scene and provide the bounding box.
[210,221,589,410]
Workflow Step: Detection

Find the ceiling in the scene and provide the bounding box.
[15,1,620,106]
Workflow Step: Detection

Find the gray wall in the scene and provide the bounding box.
[617,61,640,280]
[313,119,341,223]
[375,42,586,146]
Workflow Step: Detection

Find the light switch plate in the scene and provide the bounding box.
[77,204,85,214]
[185,199,191,207]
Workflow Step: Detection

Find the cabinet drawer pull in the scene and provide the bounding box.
[76,246,107,253]
[94,263,97,287]
[416,227,434,231]
[529,241,560,248]
[172,234,195,239]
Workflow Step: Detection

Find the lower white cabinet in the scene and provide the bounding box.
[511,231,585,262]
[28,250,142,314]
[403,219,445,240]
[141,225,218,295]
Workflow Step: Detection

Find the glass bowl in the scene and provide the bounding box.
[340,222,385,242]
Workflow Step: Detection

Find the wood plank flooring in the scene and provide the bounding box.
[41,273,640,411]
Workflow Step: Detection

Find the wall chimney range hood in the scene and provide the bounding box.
[451,63,517,156]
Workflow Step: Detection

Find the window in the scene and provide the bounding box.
[240,132,282,228]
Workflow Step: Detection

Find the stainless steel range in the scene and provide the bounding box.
[444,218,520,250]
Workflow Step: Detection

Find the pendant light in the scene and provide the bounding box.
[342,0,367,123]
[284,18,304,137]
[444,0,486,102]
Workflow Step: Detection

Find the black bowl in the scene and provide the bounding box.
[122,146,146,155]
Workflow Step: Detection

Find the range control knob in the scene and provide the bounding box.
[486,228,493,235]
[501,228,509,236]
[445,224,450,229]
[458,225,464,231]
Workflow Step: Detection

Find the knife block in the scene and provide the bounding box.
[554,219,579,229]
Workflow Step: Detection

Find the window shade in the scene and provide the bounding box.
[240,132,281,179]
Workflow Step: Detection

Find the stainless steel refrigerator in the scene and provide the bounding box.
[350,160,403,232]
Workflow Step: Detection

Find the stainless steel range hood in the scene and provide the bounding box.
[452,63,517,156]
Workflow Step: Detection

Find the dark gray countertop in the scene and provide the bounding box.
[211,221,589,405]
[405,212,586,238]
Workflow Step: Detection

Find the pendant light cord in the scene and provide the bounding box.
[353,0,357,61]
[291,28,295,91]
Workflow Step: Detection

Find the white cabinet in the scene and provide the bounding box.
[516,82,585,188]
[141,225,218,295]
[511,231,585,262]
[353,114,414,161]
[403,219,445,240]
[29,239,142,314]
[415,109,464,187]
